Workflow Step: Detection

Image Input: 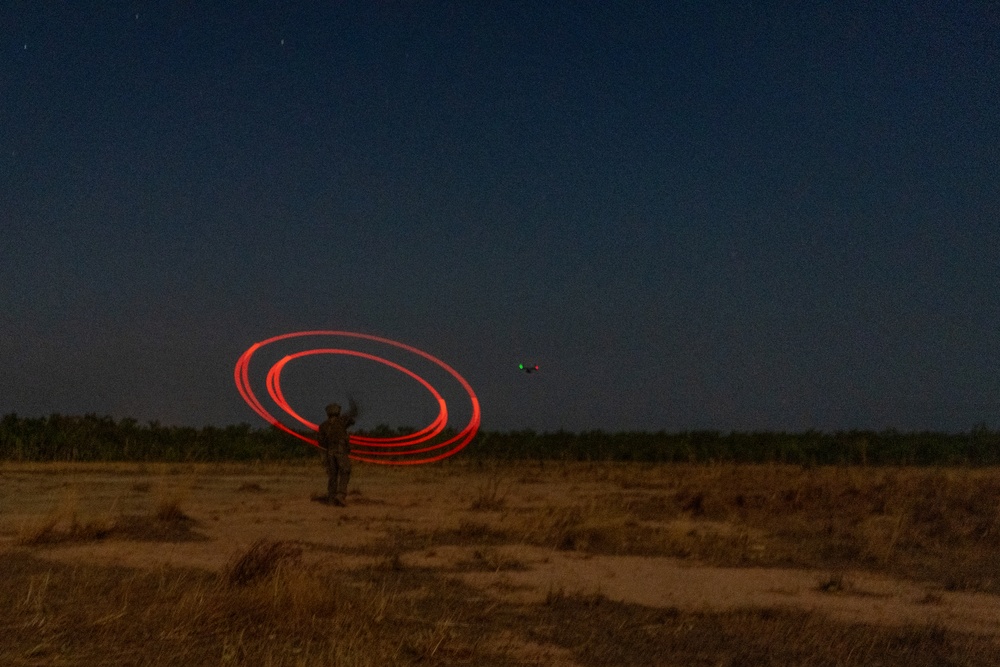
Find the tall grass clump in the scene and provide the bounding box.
[224,539,303,587]
[16,494,202,545]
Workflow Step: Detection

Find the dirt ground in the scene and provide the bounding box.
[2,460,999,664]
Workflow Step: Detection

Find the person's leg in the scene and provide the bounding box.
[334,453,352,505]
[326,461,339,505]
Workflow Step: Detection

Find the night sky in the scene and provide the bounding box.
[3,3,999,433]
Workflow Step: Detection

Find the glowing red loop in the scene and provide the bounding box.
[234,331,481,465]
[266,349,448,445]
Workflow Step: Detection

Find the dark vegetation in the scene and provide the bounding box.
[0,413,311,462]
[2,413,999,465]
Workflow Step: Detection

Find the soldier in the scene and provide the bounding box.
[317,400,357,506]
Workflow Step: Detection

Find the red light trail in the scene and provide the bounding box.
[234,331,481,465]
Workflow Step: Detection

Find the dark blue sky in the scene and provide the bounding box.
[3,2,999,433]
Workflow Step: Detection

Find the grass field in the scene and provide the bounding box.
[2,460,999,665]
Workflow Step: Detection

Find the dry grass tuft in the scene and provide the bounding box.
[459,548,529,572]
[816,571,851,593]
[224,538,303,587]
[401,618,464,662]
[543,587,608,607]
[919,590,944,605]
[16,515,62,545]
[514,501,672,556]
[16,510,114,546]
[16,495,201,545]
[236,481,266,493]
[154,496,191,522]
[453,520,506,542]
[469,475,508,511]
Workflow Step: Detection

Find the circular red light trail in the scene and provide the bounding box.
[266,349,448,445]
[234,331,481,465]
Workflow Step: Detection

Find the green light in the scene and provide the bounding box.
[518,363,524,369]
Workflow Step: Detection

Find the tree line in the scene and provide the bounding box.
[471,427,1000,466]
[1,413,998,465]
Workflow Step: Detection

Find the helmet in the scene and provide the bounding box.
[325,403,341,417]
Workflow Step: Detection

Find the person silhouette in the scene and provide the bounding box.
[317,400,357,506]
